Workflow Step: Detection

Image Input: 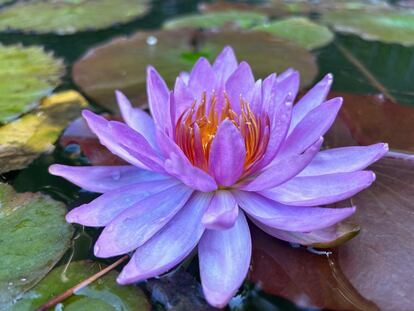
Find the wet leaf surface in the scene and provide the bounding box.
[72,29,317,112]
[322,9,414,46]
[0,44,64,124]
[325,92,414,153]
[253,17,334,50]
[0,90,88,174]
[0,183,73,307]
[250,154,414,311]
[11,260,150,310]
[0,0,150,35]
[163,11,268,30]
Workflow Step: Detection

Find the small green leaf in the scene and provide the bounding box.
[0,45,64,124]
[322,9,414,46]
[254,17,334,50]
[0,183,73,306]
[11,261,150,311]
[163,11,268,30]
[0,90,89,174]
[0,0,150,35]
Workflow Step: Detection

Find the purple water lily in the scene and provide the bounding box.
[49,46,387,308]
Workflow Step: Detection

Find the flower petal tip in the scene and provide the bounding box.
[93,243,102,257]
[81,109,98,121]
[325,73,334,83]
[370,171,376,182]
[48,164,61,175]
[202,287,233,309]
[116,272,131,285]
[65,211,77,223]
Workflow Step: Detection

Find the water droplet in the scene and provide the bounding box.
[8,282,13,286]
[111,171,121,181]
[20,278,27,282]
[94,245,100,255]
[146,35,158,46]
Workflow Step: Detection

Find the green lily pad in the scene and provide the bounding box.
[11,261,150,310]
[0,183,73,307]
[0,45,64,124]
[0,0,150,35]
[268,0,391,14]
[254,17,334,50]
[322,10,414,46]
[73,29,317,112]
[0,90,88,174]
[163,11,268,30]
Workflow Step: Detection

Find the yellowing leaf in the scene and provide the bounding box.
[0,90,88,173]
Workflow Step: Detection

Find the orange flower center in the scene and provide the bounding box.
[175,92,270,174]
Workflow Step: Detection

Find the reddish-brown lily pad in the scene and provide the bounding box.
[325,92,414,153]
[60,115,126,166]
[250,153,414,311]
[73,29,317,112]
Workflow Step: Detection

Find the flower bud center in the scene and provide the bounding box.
[175,92,270,174]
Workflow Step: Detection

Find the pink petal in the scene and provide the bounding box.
[117,192,212,284]
[108,121,165,172]
[199,211,251,308]
[94,184,193,258]
[234,191,355,232]
[115,90,157,148]
[173,75,195,118]
[82,110,148,168]
[250,94,293,173]
[260,171,376,206]
[225,61,255,113]
[266,69,299,121]
[241,137,323,191]
[279,97,342,156]
[289,73,333,134]
[212,46,238,85]
[245,79,262,115]
[202,190,239,230]
[147,66,172,132]
[48,164,167,193]
[66,179,178,227]
[299,143,389,176]
[188,57,216,101]
[156,129,217,192]
[209,120,246,186]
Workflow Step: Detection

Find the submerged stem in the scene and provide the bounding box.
[35,255,129,311]
[336,42,397,103]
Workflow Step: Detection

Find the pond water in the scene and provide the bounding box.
[0,0,413,310]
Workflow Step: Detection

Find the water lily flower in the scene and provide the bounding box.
[49,46,388,308]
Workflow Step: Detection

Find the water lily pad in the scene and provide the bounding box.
[163,11,268,30]
[0,90,89,174]
[60,115,127,166]
[11,261,150,310]
[250,153,414,310]
[73,29,317,112]
[0,0,150,35]
[325,92,414,153]
[0,183,73,307]
[0,45,64,124]
[322,9,414,46]
[254,17,334,50]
